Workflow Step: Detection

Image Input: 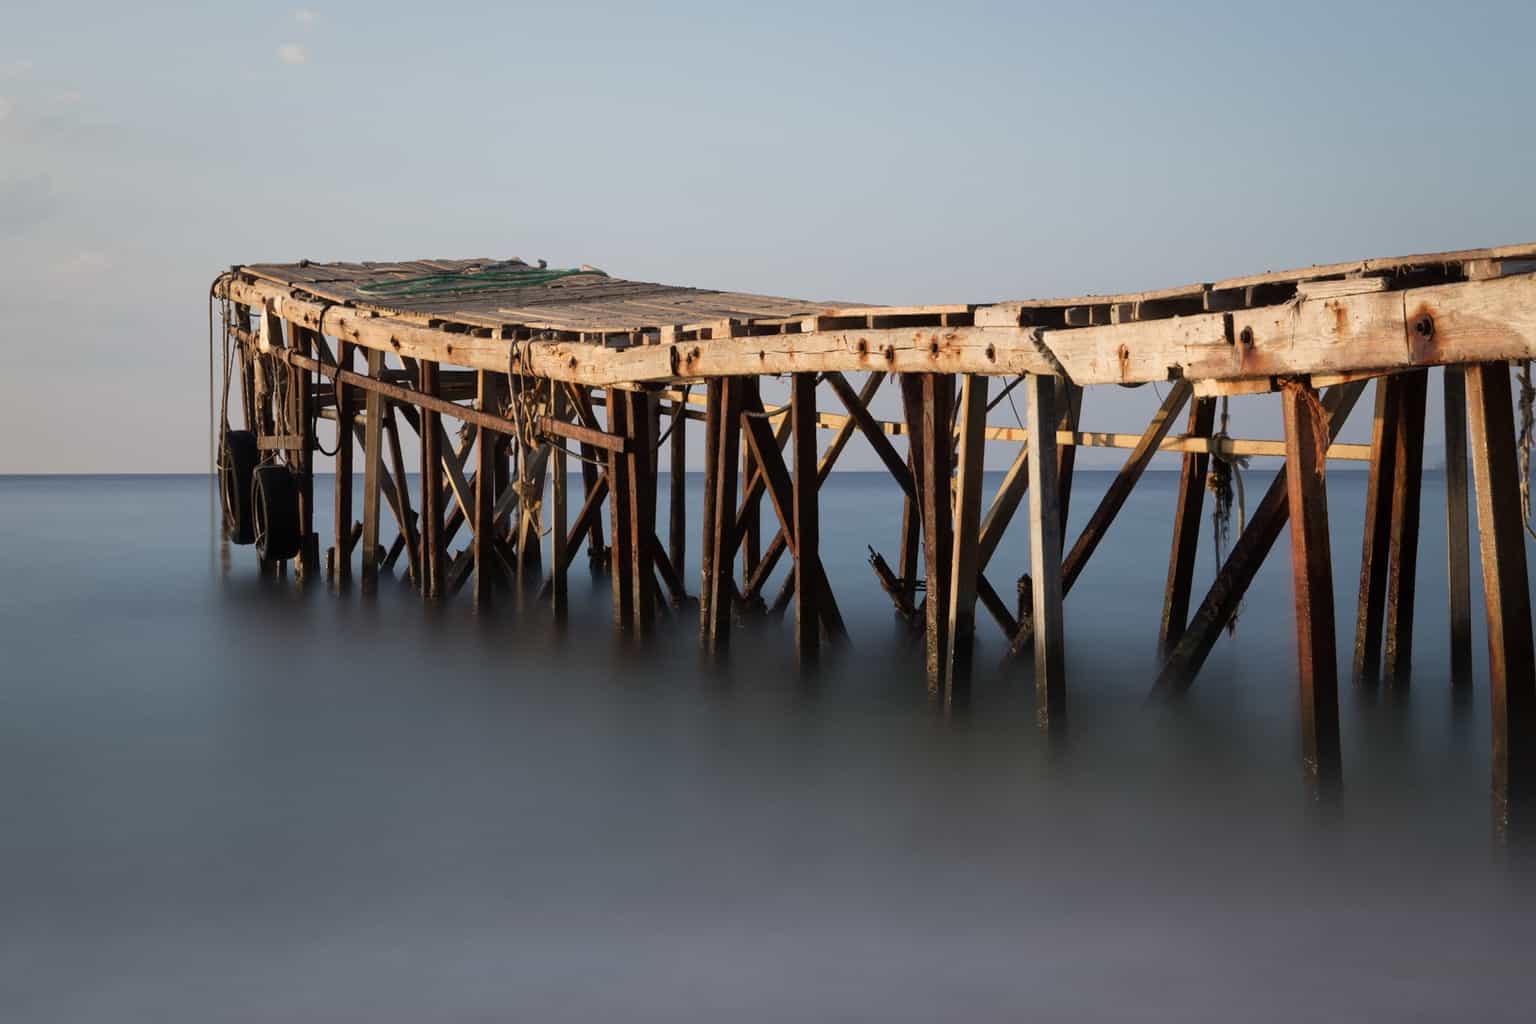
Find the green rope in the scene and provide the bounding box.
[356,263,605,298]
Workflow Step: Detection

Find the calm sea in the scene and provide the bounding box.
[2,470,1532,1021]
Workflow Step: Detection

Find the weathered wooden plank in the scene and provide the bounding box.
[1442,366,1474,690]
[1152,382,1368,694]
[1281,379,1342,786]
[1159,396,1216,654]
[221,265,1536,388]
[1025,375,1067,724]
[1352,377,1400,684]
[1382,368,1428,686]
[1464,361,1536,807]
[946,375,988,697]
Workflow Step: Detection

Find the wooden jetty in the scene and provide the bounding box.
[210,245,1536,807]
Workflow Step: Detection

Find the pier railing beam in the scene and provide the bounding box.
[1463,360,1536,811]
[1281,379,1342,787]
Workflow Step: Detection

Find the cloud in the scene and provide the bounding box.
[294,9,317,28]
[0,60,32,81]
[0,97,13,122]
[51,250,110,275]
[276,43,308,66]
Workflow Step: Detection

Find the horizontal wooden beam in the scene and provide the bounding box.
[218,270,1536,388]
[234,328,627,453]
[659,387,1371,460]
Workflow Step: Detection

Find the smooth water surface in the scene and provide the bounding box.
[2,471,1532,1021]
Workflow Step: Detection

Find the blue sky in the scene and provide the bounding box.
[3,1,1533,471]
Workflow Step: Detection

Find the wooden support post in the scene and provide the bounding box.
[607,387,634,630]
[703,380,743,655]
[669,392,688,581]
[233,304,256,432]
[740,376,762,592]
[1152,383,1367,695]
[418,360,444,601]
[1159,396,1216,654]
[791,373,820,662]
[549,393,570,622]
[945,374,988,698]
[1464,361,1536,808]
[1281,379,1341,787]
[331,340,355,583]
[1025,374,1067,724]
[1352,377,1400,684]
[901,374,955,695]
[473,371,502,610]
[580,446,606,572]
[1055,381,1084,543]
[292,325,318,580]
[1443,366,1474,690]
[382,403,421,588]
[360,349,385,590]
[699,379,722,647]
[1383,368,1428,687]
[897,463,921,611]
[567,385,607,573]
[628,389,658,636]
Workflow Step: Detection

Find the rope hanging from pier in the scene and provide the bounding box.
[1206,396,1248,634]
[1518,361,1535,540]
[354,261,606,298]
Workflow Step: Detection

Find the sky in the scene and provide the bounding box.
[2,1,1535,473]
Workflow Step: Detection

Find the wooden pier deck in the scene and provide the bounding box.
[211,244,1536,811]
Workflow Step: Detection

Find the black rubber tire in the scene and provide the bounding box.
[220,430,259,545]
[252,464,302,563]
